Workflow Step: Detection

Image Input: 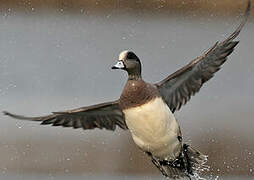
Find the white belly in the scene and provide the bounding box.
[123,97,181,160]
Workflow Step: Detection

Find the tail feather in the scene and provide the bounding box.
[148,144,208,179]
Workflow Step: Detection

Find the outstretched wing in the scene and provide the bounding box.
[3,100,127,131]
[155,0,250,113]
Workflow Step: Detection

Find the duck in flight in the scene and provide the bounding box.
[3,1,250,179]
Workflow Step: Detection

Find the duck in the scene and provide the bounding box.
[3,1,250,179]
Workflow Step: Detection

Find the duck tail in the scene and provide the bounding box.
[148,144,209,179]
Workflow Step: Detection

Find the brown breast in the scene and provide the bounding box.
[119,79,159,110]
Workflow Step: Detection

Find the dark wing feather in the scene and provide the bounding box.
[3,100,127,131]
[155,0,250,113]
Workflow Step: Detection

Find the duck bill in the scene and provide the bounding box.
[111,60,125,69]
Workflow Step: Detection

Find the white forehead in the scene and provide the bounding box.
[119,50,130,60]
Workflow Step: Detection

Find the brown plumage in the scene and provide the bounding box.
[119,79,159,110]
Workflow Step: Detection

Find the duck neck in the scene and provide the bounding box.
[127,65,142,80]
[128,72,142,80]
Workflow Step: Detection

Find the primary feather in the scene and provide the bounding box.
[155,0,250,113]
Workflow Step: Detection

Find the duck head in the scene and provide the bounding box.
[112,50,142,80]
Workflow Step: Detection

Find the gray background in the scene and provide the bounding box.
[0,0,253,179]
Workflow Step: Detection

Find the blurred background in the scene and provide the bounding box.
[0,0,253,179]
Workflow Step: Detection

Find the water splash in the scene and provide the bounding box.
[189,153,211,180]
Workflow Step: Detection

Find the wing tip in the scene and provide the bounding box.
[224,0,251,42]
[240,0,251,30]
[3,111,28,120]
[3,111,9,115]
[3,111,17,118]
[2,111,27,120]
[246,0,251,18]
[3,110,53,121]
[238,0,250,29]
[2,111,14,117]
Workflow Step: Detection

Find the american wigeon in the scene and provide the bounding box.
[3,1,250,179]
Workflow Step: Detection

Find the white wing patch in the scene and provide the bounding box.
[123,97,181,160]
